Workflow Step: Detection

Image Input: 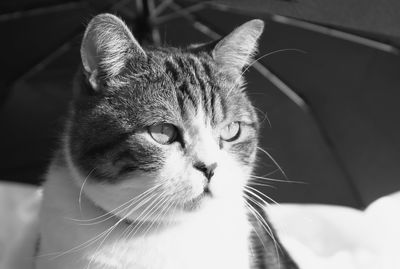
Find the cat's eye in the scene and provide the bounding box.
[148,123,178,145]
[220,121,241,142]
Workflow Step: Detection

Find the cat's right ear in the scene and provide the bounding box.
[81,13,146,91]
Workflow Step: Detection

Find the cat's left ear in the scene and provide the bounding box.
[212,19,264,77]
[81,13,146,91]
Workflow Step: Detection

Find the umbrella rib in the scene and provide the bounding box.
[150,0,162,45]
[155,2,209,25]
[0,2,86,22]
[271,15,399,55]
[251,62,308,111]
[15,37,79,84]
[0,30,83,110]
[153,0,174,17]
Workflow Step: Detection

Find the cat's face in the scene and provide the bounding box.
[65,14,264,222]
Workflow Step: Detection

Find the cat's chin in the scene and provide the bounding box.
[181,188,212,212]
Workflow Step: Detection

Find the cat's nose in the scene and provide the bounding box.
[193,162,217,182]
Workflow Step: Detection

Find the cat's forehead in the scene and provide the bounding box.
[148,49,217,81]
[147,50,251,120]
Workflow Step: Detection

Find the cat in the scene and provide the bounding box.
[35,13,299,269]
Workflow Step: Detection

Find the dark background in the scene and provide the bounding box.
[1,0,400,209]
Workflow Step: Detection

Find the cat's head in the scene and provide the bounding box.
[65,14,264,222]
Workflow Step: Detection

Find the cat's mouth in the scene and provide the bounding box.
[182,187,212,211]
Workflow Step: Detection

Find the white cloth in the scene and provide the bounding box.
[268,191,400,269]
[0,183,40,269]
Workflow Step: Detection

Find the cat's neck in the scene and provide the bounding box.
[37,157,252,269]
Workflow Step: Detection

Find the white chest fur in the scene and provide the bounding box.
[93,206,251,269]
[37,164,252,269]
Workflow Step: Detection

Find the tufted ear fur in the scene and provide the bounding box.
[81,13,146,91]
[212,19,264,77]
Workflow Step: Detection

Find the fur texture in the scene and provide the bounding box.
[36,14,298,269]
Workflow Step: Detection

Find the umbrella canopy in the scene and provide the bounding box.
[1,0,400,208]
[217,0,400,47]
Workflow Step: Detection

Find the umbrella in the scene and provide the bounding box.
[1,0,400,208]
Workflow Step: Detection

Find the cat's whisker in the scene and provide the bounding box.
[125,191,169,241]
[69,184,161,224]
[244,187,272,206]
[137,195,169,236]
[250,175,305,184]
[261,169,282,178]
[252,105,271,127]
[153,196,175,225]
[116,190,165,242]
[245,185,280,206]
[40,226,114,259]
[244,199,271,250]
[244,196,272,235]
[86,216,127,269]
[50,203,151,260]
[244,194,282,246]
[244,199,282,268]
[143,197,175,237]
[78,168,95,218]
[92,190,166,264]
[256,146,287,179]
[69,193,143,223]
[83,188,159,262]
[154,199,177,234]
[244,198,277,248]
[108,190,165,255]
[112,192,168,259]
[44,188,162,259]
[116,189,167,245]
[227,48,306,96]
[248,181,275,189]
[242,48,306,78]
[243,192,276,241]
[169,199,180,225]
[86,189,160,226]
[243,187,283,264]
[141,195,172,239]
